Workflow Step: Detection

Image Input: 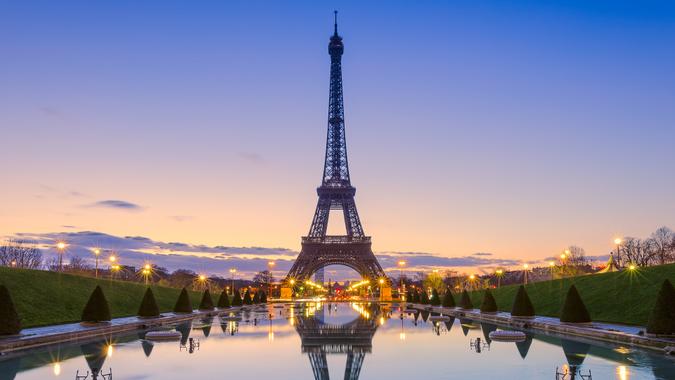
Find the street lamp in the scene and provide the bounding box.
[198,274,207,290]
[495,269,504,288]
[549,261,555,280]
[468,274,476,290]
[523,263,529,285]
[397,260,406,292]
[229,268,237,295]
[93,248,101,278]
[614,238,623,267]
[267,261,275,297]
[56,241,67,272]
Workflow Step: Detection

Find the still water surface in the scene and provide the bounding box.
[1,302,673,379]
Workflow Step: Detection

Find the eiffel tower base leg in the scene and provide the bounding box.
[286,239,387,283]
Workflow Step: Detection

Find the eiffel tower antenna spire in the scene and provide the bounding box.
[334,10,338,36]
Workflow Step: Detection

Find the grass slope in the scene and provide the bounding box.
[0,267,202,328]
[467,263,675,326]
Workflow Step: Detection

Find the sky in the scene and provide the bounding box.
[1,1,674,279]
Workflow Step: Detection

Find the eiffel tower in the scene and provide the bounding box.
[286,12,387,284]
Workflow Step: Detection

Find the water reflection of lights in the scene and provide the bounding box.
[268,331,275,342]
[53,362,61,376]
[351,303,371,319]
[107,344,113,357]
[399,332,406,341]
[617,365,629,380]
[379,317,385,326]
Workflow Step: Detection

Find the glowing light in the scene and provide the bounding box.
[142,269,150,275]
[289,279,295,285]
[469,274,475,280]
[229,268,237,274]
[399,332,406,340]
[56,241,66,250]
[614,238,623,245]
[111,265,120,271]
[268,261,275,267]
[268,331,274,342]
[10,260,16,267]
[144,264,151,270]
[379,317,385,325]
[198,275,206,281]
[560,254,566,260]
[398,260,406,266]
[109,255,116,263]
[628,264,636,270]
[378,278,385,285]
[53,362,61,376]
[523,263,529,269]
[93,248,101,255]
[432,269,439,273]
[617,365,628,380]
[564,249,571,255]
[495,269,503,275]
[549,261,555,267]
[107,344,113,357]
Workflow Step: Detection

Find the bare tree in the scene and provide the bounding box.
[0,239,43,269]
[253,270,275,287]
[66,256,92,273]
[650,226,675,265]
[621,237,657,267]
[563,245,589,274]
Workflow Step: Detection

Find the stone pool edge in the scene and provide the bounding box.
[0,306,252,355]
[407,303,675,353]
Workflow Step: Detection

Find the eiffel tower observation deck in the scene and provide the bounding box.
[285,12,388,285]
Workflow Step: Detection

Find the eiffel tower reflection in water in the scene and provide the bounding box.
[293,303,385,380]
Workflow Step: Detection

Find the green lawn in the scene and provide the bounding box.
[1,267,204,328]
[466,263,675,326]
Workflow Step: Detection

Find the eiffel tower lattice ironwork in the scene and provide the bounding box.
[285,12,387,283]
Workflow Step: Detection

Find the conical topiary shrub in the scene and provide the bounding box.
[511,285,535,318]
[243,289,253,305]
[405,289,412,302]
[412,289,419,303]
[217,289,230,308]
[173,287,193,313]
[560,285,591,323]
[137,288,160,318]
[647,279,675,336]
[459,290,473,309]
[252,291,261,304]
[420,290,430,304]
[260,291,267,303]
[480,289,498,313]
[442,288,456,308]
[0,285,21,335]
[430,289,441,306]
[231,289,243,306]
[81,286,111,323]
[199,289,214,311]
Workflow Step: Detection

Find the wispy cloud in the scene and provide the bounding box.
[87,200,143,211]
[236,152,265,164]
[169,215,193,222]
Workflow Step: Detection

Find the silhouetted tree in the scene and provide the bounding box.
[137,288,160,317]
[560,285,591,323]
[480,289,498,313]
[459,290,473,309]
[0,285,21,335]
[198,289,214,310]
[217,289,230,308]
[511,286,535,317]
[442,287,455,307]
[647,279,675,335]
[173,287,193,313]
[231,289,243,306]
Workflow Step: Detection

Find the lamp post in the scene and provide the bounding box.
[198,274,207,291]
[109,255,117,281]
[549,261,555,280]
[268,261,275,297]
[142,263,151,285]
[56,241,67,272]
[229,268,237,295]
[614,238,623,267]
[468,274,476,291]
[495,269,504,288]
[523,263,529,285]
[398,260,406,296]
[93,248,101,278]
[560,250,569,276]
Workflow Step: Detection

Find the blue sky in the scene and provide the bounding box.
[1,1,674,278]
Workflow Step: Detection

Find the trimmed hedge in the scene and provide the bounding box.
[217,289,230,308]
[430,289,441,306]
[511,285,535,317]
[420,290,429,305]
[560,285,591,323]
[137,288,160,318]
[173,287,193,313]
[442,288,456,307]
[81,286,111,322]
[198,289,214,311]
[459,290,473,309]
[252,291,261,304]
[260,291,267,303]
[231,289,243,306]
[0,285,21,335]
[243,289,253,305]
[480,289,498,313]
[647,279,675,335]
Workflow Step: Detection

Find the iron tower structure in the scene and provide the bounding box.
[285,12,387,283]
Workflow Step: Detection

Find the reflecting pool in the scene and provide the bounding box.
[1,303,673,379]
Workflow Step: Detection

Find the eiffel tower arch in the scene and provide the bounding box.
[285,12,387,285]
